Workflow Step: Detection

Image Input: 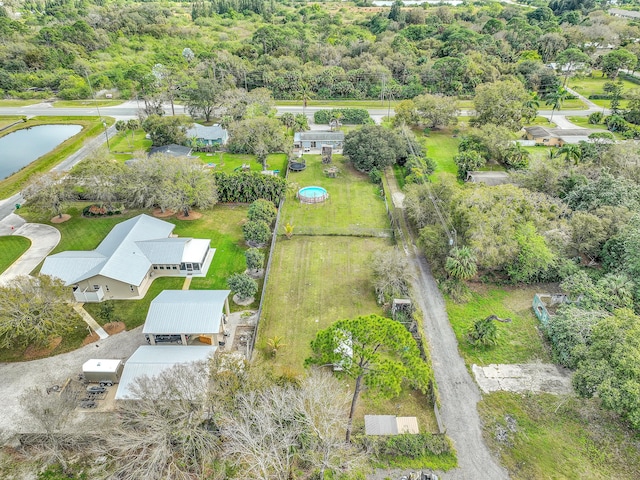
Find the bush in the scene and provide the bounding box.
[243,220,271,245]
[227,272,258,300]
[214,171,286,204]
[82,204,123,217]
[588,111,603,124]
[367,433,452,458]
[313,108,373,125]
[248,198,278,224]
[245,247,265,272]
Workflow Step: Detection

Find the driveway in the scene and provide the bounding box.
[473,363,573,395]
[0,327,146,437]
[0,221,60,285]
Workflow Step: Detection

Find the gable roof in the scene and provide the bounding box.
[41,214,178,286]
[187,124,228,143]
[294,131,345,142]
[524,126,600,138]
[143,290,230,334]
[115,345,217,400]
[149,144,193,157]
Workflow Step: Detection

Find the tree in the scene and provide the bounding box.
[227,272,258,301]
[265,335,286,357]
[556,48,591,87]
[141,114,193,146]
[21,172,71,219]
[0,275,75,349]
[162,157,218,216]
[227,117,285,170]
[413,93,458,129]
[245,247,265,273]
[392,99,418,127]
[306,314,432,442]
[507,222,555,283]
[568,211,607,262]
[370,248,412,304]
[557,143,582,165]
[445,246,477,281]
[243,220,271,246]
[126,119,139,148]
[343,125,410,173]
[279,112,295,133]
[454,150,485,180]
[572,308,640,430]
[545,87,569,124]
[100,361,218,480]
[601,48,637,79]
[248,198,278,224]
[70,150,126,208]
[293,113,309,132]
[473,79,532,131]
[604,81,623,114]
[184,77,229,122]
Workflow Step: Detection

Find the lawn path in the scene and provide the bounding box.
[383,170,508,479]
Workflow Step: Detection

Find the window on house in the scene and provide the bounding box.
[93,285,99,291]
[159,266,165,269]
[130,285,134,292]
[105,285,110,292]
[153,266,158,270]
[172,266,177,270]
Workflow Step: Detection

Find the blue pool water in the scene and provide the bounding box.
[298,186,328,200]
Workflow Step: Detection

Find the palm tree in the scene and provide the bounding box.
[266,336,286,358]
[545,87,569,124]
[279,112,295,133]
[445,246,478,281]
[558,144,582,165]
[524,93,540,122]
[299,82,314,115]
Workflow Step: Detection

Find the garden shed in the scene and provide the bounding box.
[143,290,231,346]
[364,415,419,435]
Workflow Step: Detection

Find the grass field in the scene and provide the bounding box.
[423,128,460,181]
[445,284,552,366]
[53,99,124,108]
[0,100,40,107]
[0,117,113,198]
[192,152,288,177]
[568,71,638,98]
[282,155,388,234]
[257,235,389,374]
[276,99,398,109]
[0,116,26,130]
[480,392,640,480]
[0,236,31,274]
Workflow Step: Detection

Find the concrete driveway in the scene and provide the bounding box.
[0,221,60,285]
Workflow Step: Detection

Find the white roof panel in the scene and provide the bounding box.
[182,239,210,263]
[82,359,122,373]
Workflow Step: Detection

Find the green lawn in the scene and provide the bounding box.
[282,154,389,235]
[445,284,552,366]
[276,99,398,109]
[110,129,152,161]
[256,235,389,374]
[557,98,587,110]
[0,99,41,107]
[423,129,460,181]
[480,392,640,480]
[0,116,26,130]
[568,71,638,99]
[53,99,124,108]
[192,152,288,177]
[0,236,31,274]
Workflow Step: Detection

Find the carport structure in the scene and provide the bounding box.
[143,290,231,346]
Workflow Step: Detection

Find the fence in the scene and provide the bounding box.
[288,225,393,238]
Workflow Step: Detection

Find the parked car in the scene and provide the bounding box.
[145,334,189,344]
[86,386,106,394]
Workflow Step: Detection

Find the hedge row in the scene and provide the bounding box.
[313,108,374,125]
[214,171,286,204]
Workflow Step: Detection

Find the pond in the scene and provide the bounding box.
[0,124,82,179]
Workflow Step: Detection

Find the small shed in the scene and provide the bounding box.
[115,345,216,400]
[82,359,124,384]
[149,144,194,158]
[364,415,420,435]
[143,290,231,346]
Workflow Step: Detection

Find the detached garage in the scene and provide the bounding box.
[115,345,216,400]
[143,290,231,346]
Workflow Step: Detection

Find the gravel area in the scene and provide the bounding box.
[473,363,573,395]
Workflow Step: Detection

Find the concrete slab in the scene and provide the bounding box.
[473,363,573,395]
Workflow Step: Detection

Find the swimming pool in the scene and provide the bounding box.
[298,186,329,204]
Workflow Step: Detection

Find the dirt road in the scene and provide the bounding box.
[384,171,508,479]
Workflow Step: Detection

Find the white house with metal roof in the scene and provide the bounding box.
[40,214,214,302]
[143,290,231,346]
[187,124,229,147]
[294,131,344,151]
[115,345,216,400]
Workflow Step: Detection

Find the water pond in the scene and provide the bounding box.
[0,124,82,179]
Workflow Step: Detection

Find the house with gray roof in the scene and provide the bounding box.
[294,131,344,151]
[40,214,214,302]
[187,124,229,147]
[143,290,231,346]
[115,345,216,400]
[523,126,603,147]
[149,144,194,158]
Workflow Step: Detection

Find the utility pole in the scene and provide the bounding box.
[85,71,110,153]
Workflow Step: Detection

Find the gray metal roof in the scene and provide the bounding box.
[364,415,398,435]
[187,124,228,143]
[143,290,231,334]
[41,214,178,286]
[149,144,193,157]
[610,8,640,19]
[115,345,217,400]
[294,131,345,142]
[524,126,553,138]
[136,238,191,264]
[467,171,511,186]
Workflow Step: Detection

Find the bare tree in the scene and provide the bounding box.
[297,370,367,479]
[99,361,219,480]
[371,248,413,304]
[21,172,72,219]
[220,385,303,480]
[19,386,78,471]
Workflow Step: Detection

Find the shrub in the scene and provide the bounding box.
[243,220,271,245]
[588,111,603,124]
[248,198,278,224]
[245,247,265,272]
[82,204,123,217]
[368,433,453,458]
[227,273,258,300]
[313,108,373,125]
[214,171,286,204]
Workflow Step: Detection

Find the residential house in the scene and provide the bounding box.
[187,124,228,148]
[40,214,214,302]
[523,126,601,146]
[143,290,231,346]
[115,345,217,400]
[294,131,344,151]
